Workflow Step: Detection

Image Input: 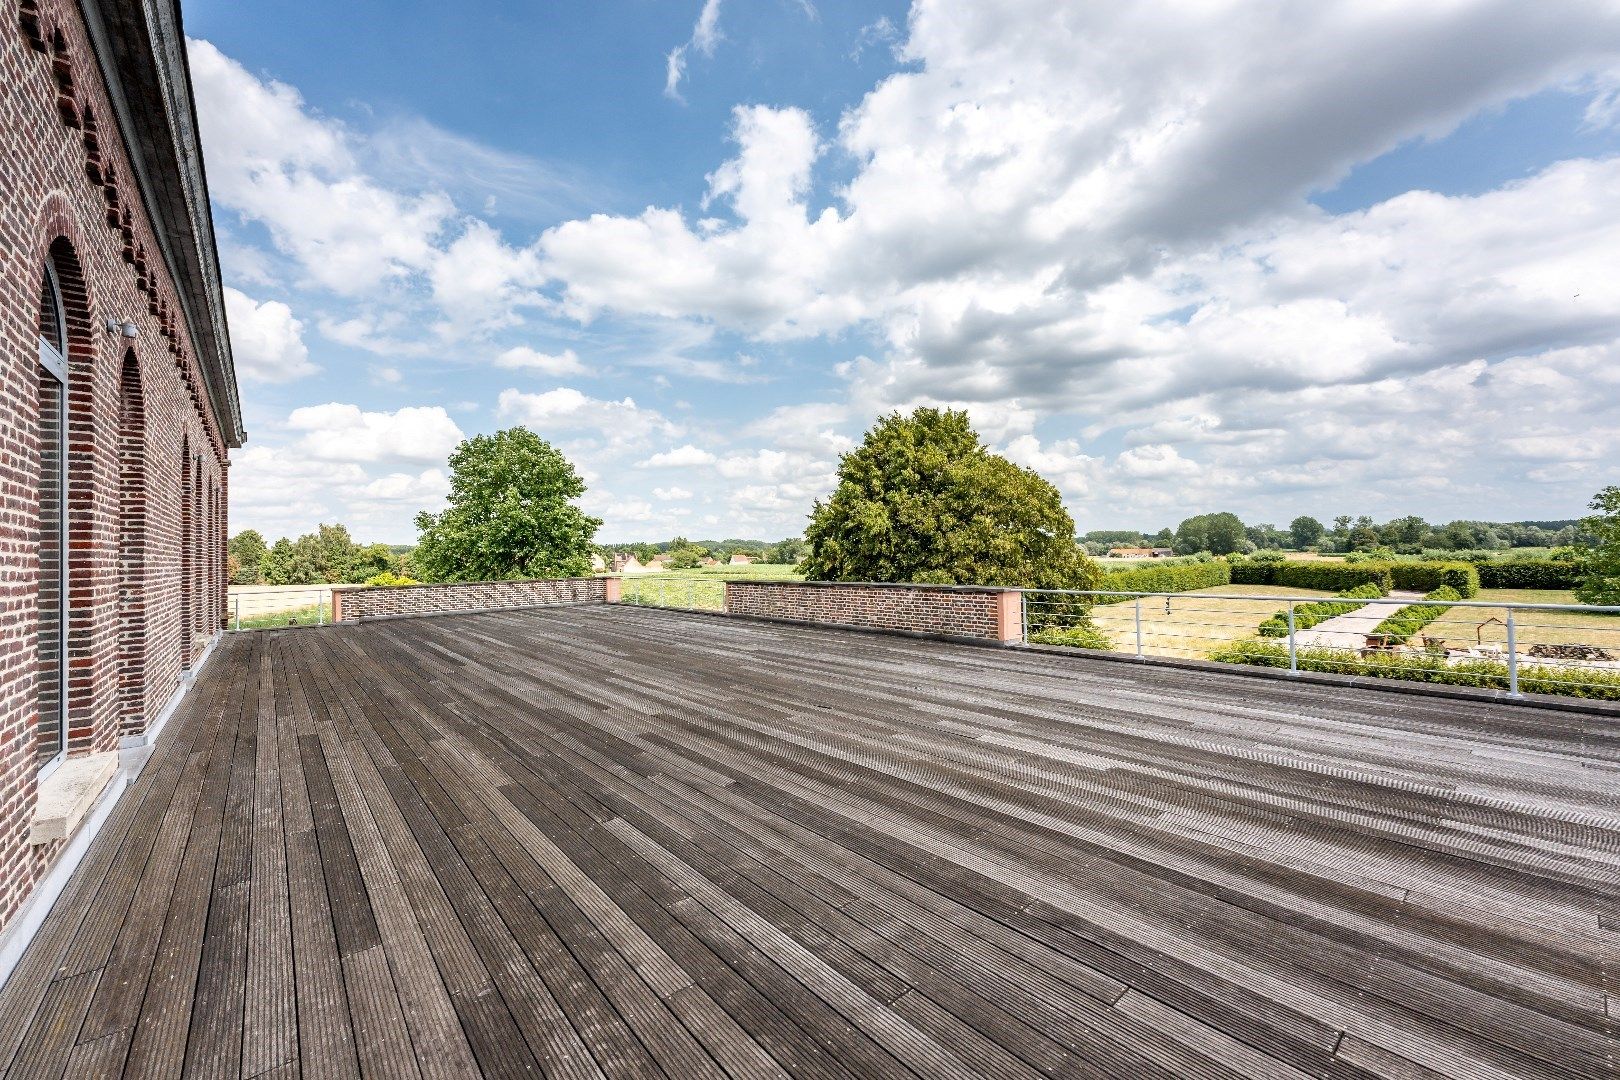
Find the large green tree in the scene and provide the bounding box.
[1287,515,1324,549]
[413,427,601,582]
[801,408,1099,590]
[227,529,268,584]
[1173,512,1247,555]
[1575,486,1620,605]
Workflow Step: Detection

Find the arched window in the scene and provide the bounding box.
[36,260,69,772]
[118,352,146,735]
[180,440,192,668]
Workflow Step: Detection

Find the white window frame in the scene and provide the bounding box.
[37,262,68,779]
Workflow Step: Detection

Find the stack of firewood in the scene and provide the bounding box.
[1527,643,1615,661]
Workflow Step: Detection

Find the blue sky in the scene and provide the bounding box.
[189,1,1620,543]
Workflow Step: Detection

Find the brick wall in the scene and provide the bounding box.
[332,578,609,621]
[0,1,230,933]
[723,580,1022,643]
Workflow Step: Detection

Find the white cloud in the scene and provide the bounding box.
[285,403,465,464]
[494,345,587,376]
[223,287,315,383]
[191,39,453,295]
[496,388,678,446]
[1115,444,1196,480]
[665,0,725,101]
[653,486,694,500]
[636,444,716,468]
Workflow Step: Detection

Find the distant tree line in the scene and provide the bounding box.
[228,524,416,586]
[594,537,807,564]
[1080,515,1589,557]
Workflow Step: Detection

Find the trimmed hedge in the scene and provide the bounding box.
[1270,563,1394,593]
[1232,560,1485,595]
[1208,640,1620,701]
[1389,563,1478,598]
[1474,559,1583,590]
[1257,583,1386,638]
[1100,560,1231,600]
[1369,586,1460,645]
[1228,560,1278,585]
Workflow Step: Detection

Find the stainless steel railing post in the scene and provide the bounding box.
[1506,608,1519,697]
[234,594,240,632]
[1286,602,1298,674]
[1134,597,1144,659]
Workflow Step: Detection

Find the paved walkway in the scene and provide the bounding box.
[1293,591,1424,649]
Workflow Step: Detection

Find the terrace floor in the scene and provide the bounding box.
[0,605,1615,1079]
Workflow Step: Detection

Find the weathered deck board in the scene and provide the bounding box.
[0,604,1613,1079]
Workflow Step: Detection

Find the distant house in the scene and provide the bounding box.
[701,557,719,567]
[590,553,607,572]
[1107,546,1175,558]
[610,553,659,574]
[729,553,756,565]
[648,553,673,567]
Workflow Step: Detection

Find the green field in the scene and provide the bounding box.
[617,562,804,611]
[236,603,329,629]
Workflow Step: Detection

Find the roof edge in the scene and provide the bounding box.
[78,0,244,447]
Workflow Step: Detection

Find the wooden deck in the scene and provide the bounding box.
[0,604,1615,1079]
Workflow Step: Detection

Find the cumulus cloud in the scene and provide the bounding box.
[636,444,717,468]
[285,403,465,464]
[532,1,1620,529]
[653,486,694,500]
[191,37,551,340]
[223,4,1620,541]
[223,287,315,383]
[496,388,679,447]
[494,346,587,376]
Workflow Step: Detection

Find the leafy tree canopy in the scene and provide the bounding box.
[801,408,1099,590]
[228,529,268,584]
[1288,516,1324,548]
[1575,486,1620,605]
[1173,512,1247,555]
[413,427,601,582]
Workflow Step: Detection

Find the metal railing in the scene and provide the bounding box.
[618,575,726,613]
[228,588,334,630]
[1018,588,1620,701]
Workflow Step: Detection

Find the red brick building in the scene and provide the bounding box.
[0,0,241,966]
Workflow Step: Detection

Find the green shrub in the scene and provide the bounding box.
[1344,547,1397,563]
[1272,563,1394,592]
[1208,640,1620,701]
[363,571,420,587]
[1028,621,1113,650]
[1100,559,1230,601]
[1369,586,1460,644]
[1257,583,1387,637]
[1389,562,1479,597]
[1474,559,1583,590]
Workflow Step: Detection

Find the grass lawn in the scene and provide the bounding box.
[617,562,804,611]
[1415,589,1620,654]
[236,603,328,629]
[1081,584,1327,659]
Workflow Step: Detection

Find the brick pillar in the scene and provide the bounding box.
[603,577,622,603]
[993,590,1023,644]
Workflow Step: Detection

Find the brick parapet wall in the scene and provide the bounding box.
[723,580,1022,643]
[332,578,609,621]
[0,0,230,935]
